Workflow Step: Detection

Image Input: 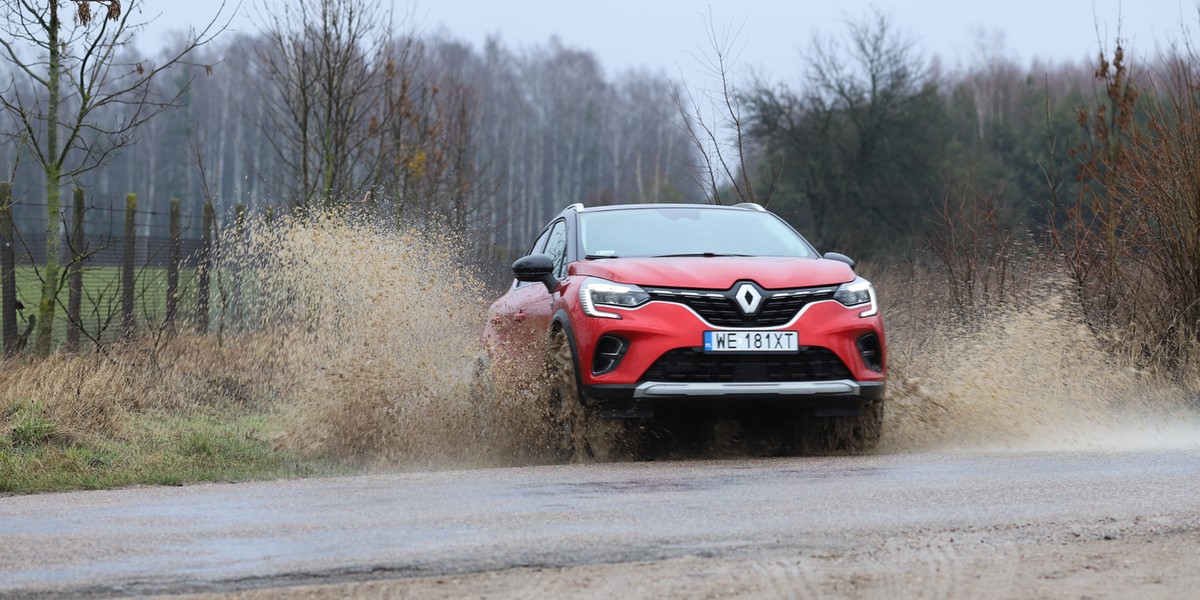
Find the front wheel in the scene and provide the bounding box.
[791,399,884,454]
[543,330,615,462]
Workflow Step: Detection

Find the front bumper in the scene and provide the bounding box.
[633,379,883,399]
[584,380,884,418]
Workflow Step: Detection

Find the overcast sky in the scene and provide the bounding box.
[137,0,1197,83]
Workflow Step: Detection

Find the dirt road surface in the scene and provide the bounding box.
[2,451,1199,598]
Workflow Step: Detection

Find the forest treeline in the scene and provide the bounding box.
[7,1,1200,360]
[2,4,702,256]
[0,4,1123,258]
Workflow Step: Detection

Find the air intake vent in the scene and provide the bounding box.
[857,333,883,373]
[592,335,628,375]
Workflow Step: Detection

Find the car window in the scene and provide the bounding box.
[578,208,814,258]
[544,220,569,279]
[527,226,553,256]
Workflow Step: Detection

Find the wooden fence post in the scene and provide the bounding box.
[166,198,180,335]
[198,201,213,333]
[1,182,16,356]
[121,193,136,340]
[66,187,84,351]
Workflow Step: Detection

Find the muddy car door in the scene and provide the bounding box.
[485,220,565,372]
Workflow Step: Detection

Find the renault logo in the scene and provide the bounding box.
[734,283,763,314]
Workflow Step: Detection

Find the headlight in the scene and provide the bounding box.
[833,277,878,317]
[580,278,650,319]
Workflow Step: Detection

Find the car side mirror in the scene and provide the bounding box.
[823,251,856,268]
[513,254,558,293]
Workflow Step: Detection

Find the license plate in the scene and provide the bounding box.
[704,330,798,353]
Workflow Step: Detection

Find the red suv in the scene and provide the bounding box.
[485,203,885,458]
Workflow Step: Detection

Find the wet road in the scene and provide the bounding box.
[2,450,1199,597]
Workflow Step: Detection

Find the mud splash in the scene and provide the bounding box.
[220,211,555,467]
[879,290,1200,453]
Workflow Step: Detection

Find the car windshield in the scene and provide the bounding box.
[578,207,815,258]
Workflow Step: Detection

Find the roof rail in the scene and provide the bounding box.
[566,203,586,212]
[732,202,766,212]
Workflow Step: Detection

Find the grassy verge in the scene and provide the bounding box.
[0,404,346,494]
[0,332,358,495]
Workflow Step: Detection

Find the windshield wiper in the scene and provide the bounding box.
[585,254,619,260]
[651,252,750,258]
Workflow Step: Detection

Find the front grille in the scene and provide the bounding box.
[641,347,853,383]
[756,295,819,326]
[648,286,837,327]
[670,295,742,325]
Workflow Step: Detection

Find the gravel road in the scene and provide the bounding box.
[2,450,1198,598]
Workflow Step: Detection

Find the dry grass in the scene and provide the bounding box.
[0,333,334,493]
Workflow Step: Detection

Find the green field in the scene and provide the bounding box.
[8,265,202,347]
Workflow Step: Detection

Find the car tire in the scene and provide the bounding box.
[544,329,610,462]
[794,399,884,454]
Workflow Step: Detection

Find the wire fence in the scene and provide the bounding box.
[8,232,207,268]
[1,186,218,354]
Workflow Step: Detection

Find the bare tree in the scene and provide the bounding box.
[256,0,396,207]
[374,35,482,227]
[672,12,767,206]
[0,0,228,355]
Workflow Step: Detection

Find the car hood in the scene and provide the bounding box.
[569,256,856,290]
